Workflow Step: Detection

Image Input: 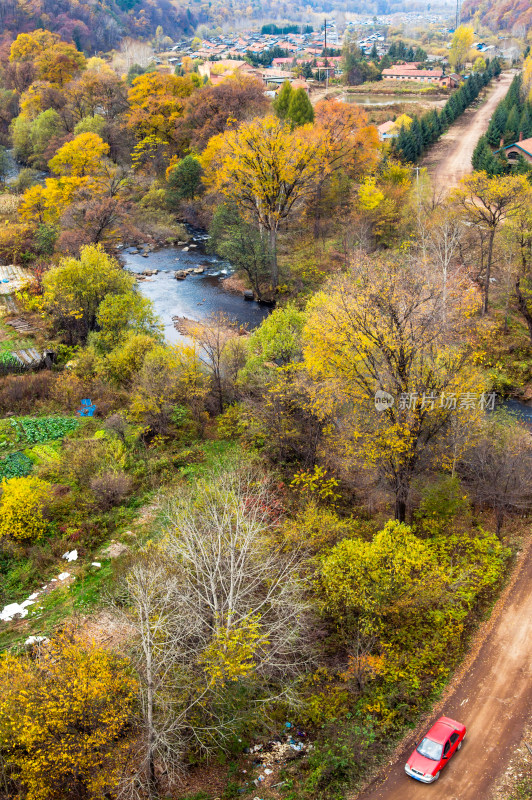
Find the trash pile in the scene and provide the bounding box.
[242,722,312,794]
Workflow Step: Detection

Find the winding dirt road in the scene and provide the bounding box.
[422,72,514,189]
[352,535,532,800]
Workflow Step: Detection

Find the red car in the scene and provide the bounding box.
[405,715,466,783]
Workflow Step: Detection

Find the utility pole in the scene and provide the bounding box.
[455,0,461,30]
[324,18,329,90]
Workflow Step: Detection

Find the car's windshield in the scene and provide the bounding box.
[416,738,443,761]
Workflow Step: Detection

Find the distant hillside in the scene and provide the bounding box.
[462,0,532,37]
[0,0,197,53]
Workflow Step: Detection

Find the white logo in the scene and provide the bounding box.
[375,390,394,412]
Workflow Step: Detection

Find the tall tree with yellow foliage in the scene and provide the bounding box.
[202,115,327,288]
[452,172,529,314]
[449,25,475,72]
[303,257,485,521]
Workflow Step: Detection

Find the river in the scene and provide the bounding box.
[4,151,270,341]
[121,239,270,343]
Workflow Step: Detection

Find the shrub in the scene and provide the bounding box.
[89,470,132,511]
[0,476,52,542]
[0,372,56,415]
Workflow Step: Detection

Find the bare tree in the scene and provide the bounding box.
[161,464,312,680]
[458,419,532,535]
[114,464,312,797]
[425,210,463,326]
[191,313,241,413]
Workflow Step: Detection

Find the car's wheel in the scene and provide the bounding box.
[458,742,462,750]
[433,772,440,781]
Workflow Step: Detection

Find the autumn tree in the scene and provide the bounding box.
[0,631,137,800]
[202,115,327,288]
[94,291,162,352]
[42,244,137,343]
[48,132,110,178]
[320,518,506,714]
[422,206,464,325]
[303,257,485,521]
[35,42,86,87]
[312,97,380,235]
[175,73,268,151]
[129,343,207,433]
[452,172,529,314]
[9,30,61,64]
[127,72,196,162]
[449,25,475,72]
[20,134,119,231]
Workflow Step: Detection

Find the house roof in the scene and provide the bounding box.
[378,120,396,134]
[496,137,532,156]
[382,68,443,78]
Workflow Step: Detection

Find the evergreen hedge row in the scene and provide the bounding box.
[392,59,501,163]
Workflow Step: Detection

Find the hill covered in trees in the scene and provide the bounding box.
[462,0,532,36]
[0,0,196,53]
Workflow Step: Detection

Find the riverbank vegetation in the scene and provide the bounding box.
[0,26,531,800]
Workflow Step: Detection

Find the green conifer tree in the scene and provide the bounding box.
[273,81,293,120]
[286,87,314,127]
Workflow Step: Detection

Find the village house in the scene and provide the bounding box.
[381,63,459,88]
[495,135,532,165]
[377,120,399,141]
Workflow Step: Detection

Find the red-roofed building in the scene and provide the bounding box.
[382,67,444,82]
[496,135,532,165]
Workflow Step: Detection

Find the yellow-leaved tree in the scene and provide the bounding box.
[20,133,112,227]
[303,256,486,521]
[48,132,109,178]
[449,25,475,72]
[0,631,137,800]
[451,172,529,314]
[201,114,328,288]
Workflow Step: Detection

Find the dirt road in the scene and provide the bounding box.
[422,72,514,189]
[352,535,532,800]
